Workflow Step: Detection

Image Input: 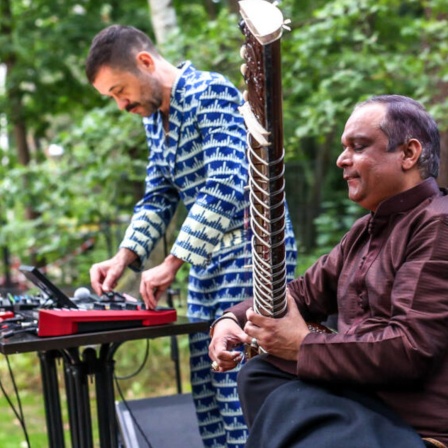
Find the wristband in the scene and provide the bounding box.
[209,314,240,337]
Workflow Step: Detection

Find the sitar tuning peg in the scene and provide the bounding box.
[282,19,291,32]
[240,44,247,60]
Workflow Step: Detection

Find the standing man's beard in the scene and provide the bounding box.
[125,99,159,117]
[136,78,164,117]
[126,102,140,113]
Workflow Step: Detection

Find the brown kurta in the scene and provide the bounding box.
[230,177,448,444]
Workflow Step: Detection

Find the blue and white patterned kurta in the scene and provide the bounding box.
[120,61,297,448]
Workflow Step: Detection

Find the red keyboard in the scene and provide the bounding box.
[38,308,177,337]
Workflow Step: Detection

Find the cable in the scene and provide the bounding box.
[114,377,154,448]
[0,354,31,447]
[114,338,150,381]
[0,327,38,339]
[0,320,38,340]
[114,339,154,447]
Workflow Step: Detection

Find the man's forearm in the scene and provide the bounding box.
[114,247,139,267]
[164,253,184,274]
[227,299,253,326]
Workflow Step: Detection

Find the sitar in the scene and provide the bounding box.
[238,0,331,356]
[239,0,289,320]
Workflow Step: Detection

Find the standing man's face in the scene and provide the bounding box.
[337,103,410,212]
[93,65,163,118]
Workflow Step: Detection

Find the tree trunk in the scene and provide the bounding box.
[227,0,239,15]
[1,0,40,267]
[1,0,30,168]
[423,6,448,186]
[307,133,334,250]
[147,0,178,45]
[439,128,448,187]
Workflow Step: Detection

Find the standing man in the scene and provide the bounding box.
[210,95,448,448]
[85,25,297,448]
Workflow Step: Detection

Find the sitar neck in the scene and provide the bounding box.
[239,0,290,318]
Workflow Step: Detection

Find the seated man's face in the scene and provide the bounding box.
[337,103,412,212]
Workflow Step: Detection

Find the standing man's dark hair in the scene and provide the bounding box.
[86,25,160,84]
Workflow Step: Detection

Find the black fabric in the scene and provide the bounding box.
[115,394,203,448]
[237,353,296,427]
[238,357,426,448]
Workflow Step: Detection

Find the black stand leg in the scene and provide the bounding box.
[60,344,123,448]
[170,335,182,394]
[94,344,119,448]
[38,351,65,448]
[64,348,94,448]
[167,288,182,394]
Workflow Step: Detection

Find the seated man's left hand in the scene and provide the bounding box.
[244,291,310,360]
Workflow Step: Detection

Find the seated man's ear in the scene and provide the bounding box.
[402,138,422,171]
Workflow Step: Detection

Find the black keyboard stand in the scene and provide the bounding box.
[1,317,209,448]
[167,288,182,395]
[38,343,121,448]
[39,350,65,447]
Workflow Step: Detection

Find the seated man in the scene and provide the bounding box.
[209,94,448,448]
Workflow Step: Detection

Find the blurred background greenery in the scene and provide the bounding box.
[1,0,448,445]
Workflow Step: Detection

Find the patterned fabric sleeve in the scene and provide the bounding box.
[119,163,180,270]
[170,80,248,267]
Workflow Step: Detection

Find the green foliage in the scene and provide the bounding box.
[282,0,446,148]
[0,104,146,275]
[0,392,54,447]
[296,197,364,274]
[314,198,363,252]
[162,6,243,88]
[0,0,153,133]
